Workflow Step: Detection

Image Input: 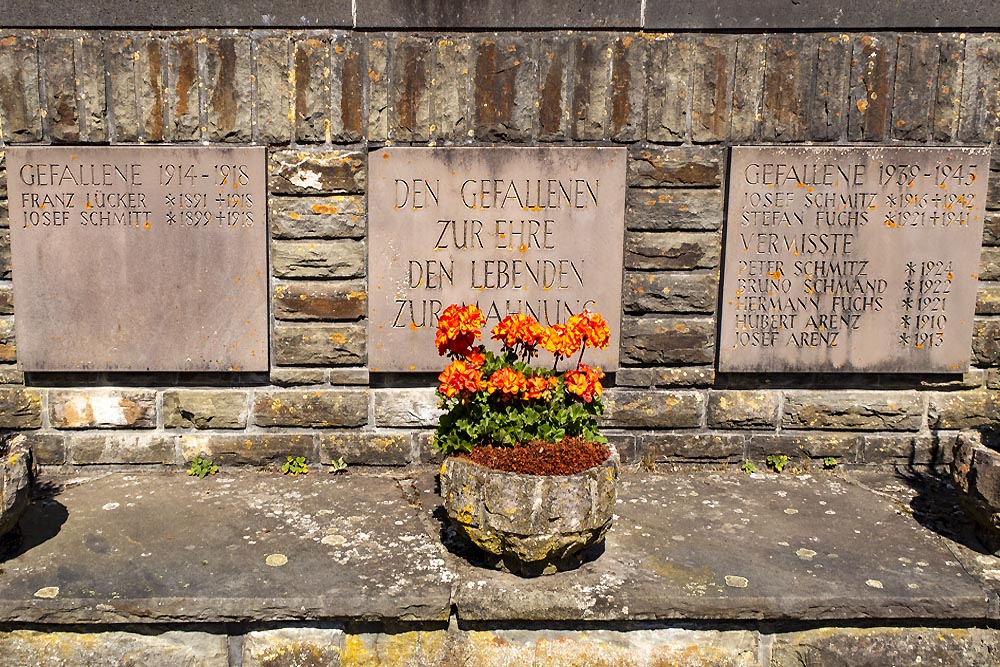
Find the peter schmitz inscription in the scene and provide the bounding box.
[719,146,989,373]
[8,146,268,371]
[368,147,626,372]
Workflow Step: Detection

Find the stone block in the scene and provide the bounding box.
[254,388,368,427]
[863,433,951,465]
[0,366,23,385]
[601,389,703,428]
[919,369,985,390]
[0,36,42,141]
[0,315,15,362]
[959,35,1000,144]
[927,389,1000,429]
[269,368,328,386]
[163,389,249,429]
[269,195,366,239]
[0,629,229,667]
[707,390,779,429]
[164,34,202,141]
[271,240,365,278]
[979,286,1000,314]
[933,34,965,142]
[77,36,107,143]
[293,36,331,143]
[621,316,715,365]
[771,627,1000,667]
[329,368,369,385]
[624,271,718,314]
[269,148,366,194]
[609,34,645,142]
[0,283,14,314]
[848,33,895,141]
[571,34,612,141]
[138,37,166,142]
[647,33,691,143]
[179,433,317,465]
[627,146,722,188]
[366,35,389,142]
[273,323,366,366]
[255,34,293,145]
[981,247,1000,280]
[431,36,472,142]
[320,431,410,466]
[972,317,1000,366]
[762,34,808,141]
[107,34,140,141]
[50,389,157,429]
[749,433,862,462]
[625,231,721,270]
[690,35,735,143]
[0,230,10,279]
[389,36,432,142]
[242,628,344,667]
[615,366,716,388]
[641,432,745,461]
[0,200,7,228]
[807,33,850,141]
[205,34,251,142]
[730,34,766,142]
[27,433,65,465]
[625,188,723,231]
[42,38,80,143]
[537,34,573,141]
[68,432,177,465]
[893,33,938,142]
[781,390,923,431]
[330,33,364,143]
[273,280,367,321]
[373,388,443,427]
[473,35,536,142]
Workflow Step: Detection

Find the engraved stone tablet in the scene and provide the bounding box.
[8,146,268,371]
[719,146,989,373]
[368,147,626,372]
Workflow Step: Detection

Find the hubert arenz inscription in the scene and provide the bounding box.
[8,146,268,371]
[368,147,626,372]
[719,146,989,373]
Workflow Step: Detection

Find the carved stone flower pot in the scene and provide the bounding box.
[440,444,619,576]
[0,434,32,541]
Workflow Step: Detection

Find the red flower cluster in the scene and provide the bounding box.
[563,364,605,403]
[487,367,528,396]
[435,304,486,357]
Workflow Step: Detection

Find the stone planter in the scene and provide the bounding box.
[952,431,1000,554]
[0,434,32,541]
[440,444,619,576]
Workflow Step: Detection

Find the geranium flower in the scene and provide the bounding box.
[564,364,605,403]
[435,304,485,357]
[491,313,545,352]
[523,375,557,400]
[437,359,486,398]
[541,323,584,359]
[487,368,528,396]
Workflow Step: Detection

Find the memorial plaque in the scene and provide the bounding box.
[368,147,626,372]
[719,145,989,373]
[8,146,268,371]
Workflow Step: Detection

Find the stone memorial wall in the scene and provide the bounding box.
[0,24,998,469]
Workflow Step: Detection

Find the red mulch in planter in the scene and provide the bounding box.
[458,438,610,476]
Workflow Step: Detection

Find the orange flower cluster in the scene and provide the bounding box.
[437,359,486,398]
[491,313,545,351]
[487,368,528,396]
[435,304,486,356]
[524,375,558,400]
[539,309,612,360]
[564,364,605,403]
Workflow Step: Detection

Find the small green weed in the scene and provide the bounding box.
[281,456,309,476]
[187,457,218,478]
[329,457,348,473]
[740,460,757,474]
[765,454,789,473]
[823,456,838,469]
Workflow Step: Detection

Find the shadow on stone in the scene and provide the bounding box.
[896,464,991,556]
[0,482,67,563]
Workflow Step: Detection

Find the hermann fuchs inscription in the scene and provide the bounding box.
[8,146,268,371]
[719,146,989,373]
[368,147,626,372]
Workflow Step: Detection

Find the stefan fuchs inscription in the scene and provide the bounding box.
[368,147,626,372]
[8,146,268,371]
[719,146,989,373]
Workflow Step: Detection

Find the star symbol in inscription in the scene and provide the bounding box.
[166,211,176,225]
[899,333,910,345]
[902,297,914,309]
[906,262,916,274]
[164,193,176,206]
[886,193,898,206]
[904,280,915,292]
[900,315,911,327]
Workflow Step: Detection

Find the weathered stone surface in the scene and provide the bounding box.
[49,390,157,429]
[625,188,723,231]
[934,33,966,142]
[356,0,640,28]
[641,432,745,462]
[269,149,366,194]
[628,146,722,187]
[273,280,367,321]
[601,389,704,428]
[0,435,31,537]
[610,34,645,142]
[0,630,228,667]
[625,231,720,270]
[749,433,862,462]
[42,38,80,143]
[762,34,808,141]
[163,390,249,429]
[0,230,11,279]
[320,432,410,466]
[431,36,472,142]
[953,431,1000,553]
[180,433,317,465]
[571,34,611,141]
[893,33,938,142]
[615,366,716,388]
[0,365,24,385]
[330,33,364,142]
[255,35,293,144]
[808,33,850,141]
[928,390,1000,429]
[205,34,251,142]
[77,37,107,143]
[781,391,923,431]
[0,314,15,362]
[366,35,389,143]
[254,389,368,428]
[920,369,985,390]
[981,247,1000,280]
[273,323,366,366]
[441,446,619,575]
[473,35,535,142]
[959,35,1000,144]
[107,35,140,141]
[328,368,369,385]
[390,36,432,142]
[863,433,950,465]
[243,628,344,667]
[624,271,718,314]
[138,36,166,142]
[848,33,895,141]
[707,391,779,429]
[772,627,1000,667]
[270,195,366,239]
[27,433,65,465]
[0,36,42,142]
[973,317,1000,366]
[269,368,328,386]
[537,34,572,141]
[979,286,1000,314]
[730,34,766,142]
[690,35,735,143]
[621,316,715,365]
[272,240,365,278]
[373,388,443,427]
[0,388,42,429]
[294,37,331,143]
[67,433,177,465]
[165,35,202,141]
[647,34,691,143]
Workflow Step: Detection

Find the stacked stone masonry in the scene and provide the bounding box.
[1,30,1000,470]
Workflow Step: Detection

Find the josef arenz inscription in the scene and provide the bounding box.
[8,146,268,371]
[719,146,989,373]
[368,147,626,372]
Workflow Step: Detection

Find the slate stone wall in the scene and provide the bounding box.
[1,29,999,471]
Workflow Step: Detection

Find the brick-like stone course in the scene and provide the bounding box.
[254,389,368,427]
[163,390,249,429]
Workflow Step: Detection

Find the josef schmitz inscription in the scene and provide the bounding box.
[719,146,989,373]
[368,147,626,372]
[8,146,268,371]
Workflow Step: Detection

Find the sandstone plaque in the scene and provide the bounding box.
[8,146,268,371]
[368,147,626,372]
[719,145,989,373]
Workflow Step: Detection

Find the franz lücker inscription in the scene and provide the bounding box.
[8,146,268,371]
[719,146,989,373]
[368,147,626,372]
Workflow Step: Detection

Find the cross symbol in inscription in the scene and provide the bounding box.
[216,194,227,207]
[164,193,176,206]
[902,297,914,309]
[906,262,916,273]
[900,315,911,327]
[166,211,176,225]
[899,333,910,345]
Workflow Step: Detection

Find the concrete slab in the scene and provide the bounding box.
[0,472,451,623]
